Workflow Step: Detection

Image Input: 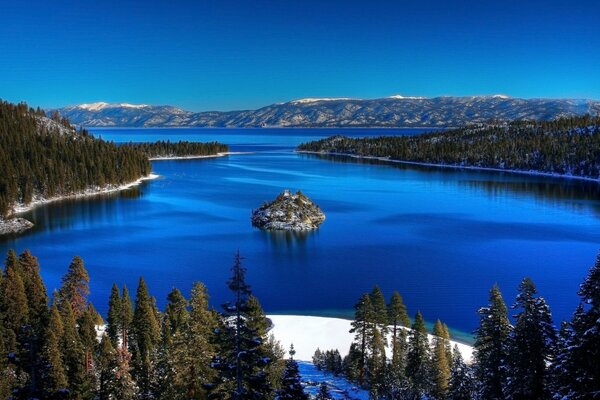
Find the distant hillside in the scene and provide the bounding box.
[53,96,600,128]
[297,115,600,181]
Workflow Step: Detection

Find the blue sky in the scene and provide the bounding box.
[1,0,599,111]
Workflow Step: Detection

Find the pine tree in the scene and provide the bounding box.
[505,277,556,400]
[370,286,389,341]
[349,293,374,385]
[554,254,600,399]
[107,283,122,348]
[315,382,333,400]
[17,250,48,332]
[473,284,511,400]
[386,328,409,399]
[278,345,308,400]
[447,346,476,400]
[367,328,387,398]
[80,305,99,377]
[59,299,91,398]
[388,291,410,360]
[131,277,161,398]
[406,311,432,397]
[209,251,273,400]
[97,335,119,400]
[121,285,134,351]
[40,305,68,396]
[114,346,137,400]
[57,256,90,319]
[1,251,29,351]
[432,319,451,399]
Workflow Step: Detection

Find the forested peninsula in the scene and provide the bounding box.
[298,115,600,181]
[0,100,228,235]
[125,140,229,160]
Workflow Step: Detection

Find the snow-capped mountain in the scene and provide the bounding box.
[53,96,600,128]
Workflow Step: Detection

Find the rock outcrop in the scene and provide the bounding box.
[251,190,325,231]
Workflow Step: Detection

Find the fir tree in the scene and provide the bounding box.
[57,256,90,319]
[106,283,122,348]
[209,251,273,400]
[131,277,161,398]
[406,311,432,397]
[349,293,374,385]
[447,346,475,400]
[554,254,600,399]
[17,250,48,332]
[370,286,389,341]
[505,277,556,400]
[367,328,387,399]
[473,284,511,400]
[40,305,68,396]
[97,335,118,400]
[121,285,134,351]
[1,251,29,351]
[59,299,91,398]
[432,319,451,399]
[278,345,308,400]
[386,328,409,399]
[388,291,410,361]
[315,382,333,400]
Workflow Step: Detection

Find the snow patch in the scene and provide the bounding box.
[77,102,149,111]
[290,98,357,104]
[268,315,473,363]
[388,94,427,100]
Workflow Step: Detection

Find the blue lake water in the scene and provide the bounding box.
[2,128,600,342]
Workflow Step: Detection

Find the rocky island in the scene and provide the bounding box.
[251,190,326,231]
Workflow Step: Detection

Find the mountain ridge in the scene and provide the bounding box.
[53,95,600,128]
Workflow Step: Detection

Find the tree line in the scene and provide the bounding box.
[1,248,599,399]
[124,141,228,159]
[0,250,314,399]
[297,115,600,181]
[0,100,228,219]
[314,255,600,399]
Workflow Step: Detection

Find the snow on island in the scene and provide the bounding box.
[251,190,325,231]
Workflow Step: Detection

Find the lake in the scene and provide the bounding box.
[3,127,600,342]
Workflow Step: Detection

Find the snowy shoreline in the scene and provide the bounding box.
[149,151,250,161]
[10,173,160,216]
[268,315,473,363]
[297,151,600,184]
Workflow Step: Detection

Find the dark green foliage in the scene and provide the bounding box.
[473,285,511,400]
[124,140,228,158]
[40,305,68,396]
[57,256,90,319]
[312,348,343,375]
[505,278,556,400]
[406,311,432,397]
[315,382,333,400]
[106,283,122,348]
[209,251,274,399]
[447,346,476,400]
[0,100,151,217]
[130,277,161,398]
[553,254,600,399]
[298,115,600,180]
[432,319,451,399]
[349,293,373,385]
[278,345,308,400]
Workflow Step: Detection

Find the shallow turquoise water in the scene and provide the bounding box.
[2,128,599,342]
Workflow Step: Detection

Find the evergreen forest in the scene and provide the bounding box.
[297,116,600,180]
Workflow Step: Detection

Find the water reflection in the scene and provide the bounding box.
[303,153,600,217]
[16,186,144,234]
